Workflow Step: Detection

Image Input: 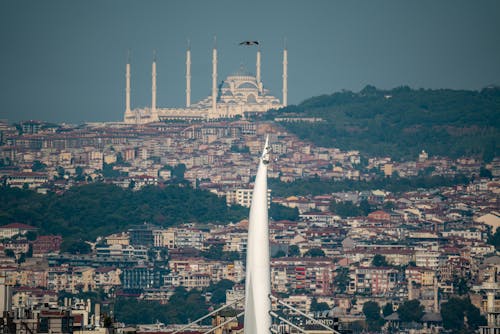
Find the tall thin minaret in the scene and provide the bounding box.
[211,37,217,117]
[256,47,262,93]
[186,40,191,108]
[282,40,288,107]
[152,50,157,114]
[125,50,131,114]
[244,136,271,334]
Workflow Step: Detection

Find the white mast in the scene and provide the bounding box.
[282,40,288,107]
[256,47,262,93]
[212,36,217,117]
[186,41,191,108]
[244,136,271,334]
[152,50,157,114]
[125,50,131,114]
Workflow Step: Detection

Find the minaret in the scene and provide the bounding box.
[282,41,288,107]
[125,51,131,115]
[152,50,157,115]
[186,41,191,108]
[256,47,262,93]
[244,136,272,334]
[211,37,217,117]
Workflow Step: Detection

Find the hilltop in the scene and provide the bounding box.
[267,86,500,160]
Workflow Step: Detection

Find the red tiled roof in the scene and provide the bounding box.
[0,222,37,230]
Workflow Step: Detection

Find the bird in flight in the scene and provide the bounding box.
[239,41,259,46]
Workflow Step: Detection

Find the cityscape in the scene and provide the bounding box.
[1,1,500,334]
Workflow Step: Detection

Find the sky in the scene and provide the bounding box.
[0,0,499,123]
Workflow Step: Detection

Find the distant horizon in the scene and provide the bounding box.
[1,0,499,123]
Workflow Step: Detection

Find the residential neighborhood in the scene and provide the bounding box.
[0,119,499,333]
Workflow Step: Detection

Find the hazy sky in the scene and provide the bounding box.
[1,0,499,123]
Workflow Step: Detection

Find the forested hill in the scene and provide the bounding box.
[268,86,500,160]
[0,184,248,242]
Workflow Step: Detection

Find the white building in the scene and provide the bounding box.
[124,44,287,123]
[226,187,271,208]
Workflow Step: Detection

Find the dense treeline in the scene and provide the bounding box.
[267,86,500,160]
[0,183,248,242]
[268,174,470,197]
[114,287,209,325]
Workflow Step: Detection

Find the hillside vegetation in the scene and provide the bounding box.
[269,86,500,160]
[0,184,248,241]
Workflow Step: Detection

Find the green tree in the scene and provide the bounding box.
[62,239,91,254]
[372,254,389,267]
[202,244,239,261]
[56,166,65,178]
[17,253,26,264]
[171,164,186,180]
[334,267,350,293]
[102,163,122,178]
[269,203,299,221]
[488,229,500,251]
[288,245,300,257]
[359,199,372,215]
[383,302,394,316]
[206,279,234,305]
[310,297,330,312]
[397,300,424,322]
[363,301,384,331]
[31,160,47,172]
[272,250,287,258]
[441,297,486,333]
[480,167,493,179]
[4,249,15,258]
[304,248,325,257]
[383,201,396,211]
[329,201,362,218]
[25,231,37,241]
[454,276,470,295]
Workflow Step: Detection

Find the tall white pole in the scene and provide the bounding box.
[244,136,271,334]
[152,50,157,114]
[126,51,131,114]
[282,44,288,107]
[256,48,261,93]
[186,42,191,108]
[212,37,217,117]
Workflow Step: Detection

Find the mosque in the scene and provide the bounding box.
[123,43,288,124]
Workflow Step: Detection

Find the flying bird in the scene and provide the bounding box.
[239,41,259,46]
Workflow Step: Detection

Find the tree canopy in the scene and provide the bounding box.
[372,254,389,267]
[269,174,469,197]
[397,300,424,322]
[0,183,248,242]
[114,287,209,325]
[363,301,384,331]
[304,248,325,257]
[268,86,500,160]
[441,297,486,333]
